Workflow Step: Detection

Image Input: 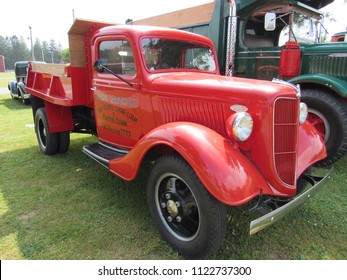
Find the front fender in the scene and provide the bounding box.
[109,122,272,206]
[8,80,18,96]
[297,121,327,177]
[17,82,28,96]
[289,74,347,98]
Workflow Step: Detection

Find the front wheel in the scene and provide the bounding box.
[301,88,347,166]
[147,155,227,259]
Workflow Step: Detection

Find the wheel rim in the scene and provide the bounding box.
[307,108,330,143]
[38,118,47,148]
[155,173,200,242]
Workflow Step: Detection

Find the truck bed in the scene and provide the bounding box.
[26,62,90,107]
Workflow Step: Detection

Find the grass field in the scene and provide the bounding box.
[0,76,346,259]
[0,72,14,88]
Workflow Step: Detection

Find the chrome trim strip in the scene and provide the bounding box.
[82,146,109,169]
[98,141,129,154]
[236,56,281,60]
[237,50,281,54]
[250,168,333,235]
[272,79,301,98]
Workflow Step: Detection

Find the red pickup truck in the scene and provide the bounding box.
[26,19,331,259]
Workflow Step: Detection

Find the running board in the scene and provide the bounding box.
[82,142,128,168]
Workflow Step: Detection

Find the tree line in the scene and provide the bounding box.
[0,35,69,70]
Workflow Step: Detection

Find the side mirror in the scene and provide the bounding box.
[264,13,276,31]
[94,59,108,73]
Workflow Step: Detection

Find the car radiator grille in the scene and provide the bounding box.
[274,98,299,186]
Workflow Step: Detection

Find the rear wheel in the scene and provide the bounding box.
[58,131,70,153]
[147,154,227,259]
[34,108,58,155]
[301,88,347,166]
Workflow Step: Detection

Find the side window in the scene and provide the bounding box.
[99,40,136,76]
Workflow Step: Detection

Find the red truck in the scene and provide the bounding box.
[26,19,331,259]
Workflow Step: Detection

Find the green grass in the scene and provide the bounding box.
[0,72,14,88]
[0,92,346,260]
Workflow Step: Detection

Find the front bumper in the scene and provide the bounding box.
[250,168,333,235]
[23,93,31,100]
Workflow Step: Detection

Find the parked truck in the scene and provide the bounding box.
[132,0,347,167]
[26,19,331,259]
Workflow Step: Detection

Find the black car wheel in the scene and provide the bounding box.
[34,108,58,155]
[302,88,347,166]
[147,154,227,259]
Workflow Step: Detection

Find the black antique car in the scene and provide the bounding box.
[8,61,30,104]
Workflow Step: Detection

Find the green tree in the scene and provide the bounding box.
[34,38,44,62]
[0,34,63,69]
[0,35,30,69]
[61,48,70,63]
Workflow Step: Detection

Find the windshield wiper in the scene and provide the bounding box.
[94,59,135,88]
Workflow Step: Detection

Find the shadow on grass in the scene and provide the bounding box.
[0,94,31,111]
[1,134,346,260]
[0,136,180,260]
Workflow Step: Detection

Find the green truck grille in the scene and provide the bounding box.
[306,55,347,80]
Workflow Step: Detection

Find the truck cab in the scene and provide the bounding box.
[26,19,331,259]
[133,0,347,167]
[236,0,347,167]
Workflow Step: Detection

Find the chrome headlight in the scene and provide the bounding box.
[229,112,254,141]
[299,102,308,124]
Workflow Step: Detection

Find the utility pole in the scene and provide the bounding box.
[29,26,35,61]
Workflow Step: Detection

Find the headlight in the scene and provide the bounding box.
[227,112,254,141]
[299,102,308,124]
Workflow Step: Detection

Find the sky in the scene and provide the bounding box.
[0,0,346,49]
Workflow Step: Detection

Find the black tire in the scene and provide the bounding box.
[34,108,58,155]
[147,154,227,259]
[58,131,70,153]
[301,88,347,166]
[8,81,18,99]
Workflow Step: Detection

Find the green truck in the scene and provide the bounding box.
[133,0,347,166]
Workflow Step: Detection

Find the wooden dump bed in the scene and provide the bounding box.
[133,2,215,28]
[26,19,115,107]
[26,62,89,106]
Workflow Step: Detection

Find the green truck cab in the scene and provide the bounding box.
[134,0,347,166]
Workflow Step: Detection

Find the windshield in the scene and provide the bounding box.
[141,38,216,72]
[245,4,325,48]
[279,11,324,45]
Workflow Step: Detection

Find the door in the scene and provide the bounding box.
[92,37,141,148]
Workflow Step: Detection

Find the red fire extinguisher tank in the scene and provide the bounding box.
[279,41,301,78]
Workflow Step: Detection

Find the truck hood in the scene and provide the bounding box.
[148,72,297,102]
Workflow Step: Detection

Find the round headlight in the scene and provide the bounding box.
[232,112,254,141]
[299,102,308,124]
